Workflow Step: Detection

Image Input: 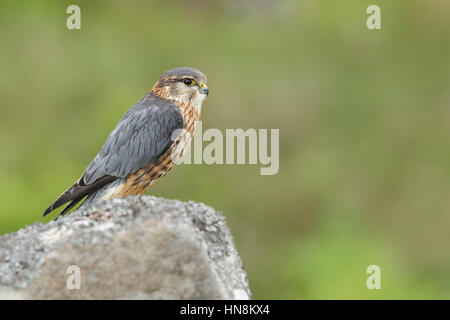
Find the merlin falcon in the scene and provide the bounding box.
[43,67,209,218]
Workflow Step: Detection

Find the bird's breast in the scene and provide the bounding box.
[110,103,200,198]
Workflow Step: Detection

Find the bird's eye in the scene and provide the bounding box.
[183,78,194,86]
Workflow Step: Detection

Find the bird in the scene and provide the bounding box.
[43,67,209,218]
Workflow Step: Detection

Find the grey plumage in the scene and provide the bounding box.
[81,94,183,185]
[43,93,183,217]
[160,67,207,83]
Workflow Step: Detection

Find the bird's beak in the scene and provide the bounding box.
[199,83,209,96]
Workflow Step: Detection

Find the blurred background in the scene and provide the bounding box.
[1,0,449,299]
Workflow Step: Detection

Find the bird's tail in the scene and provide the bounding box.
[43,175,117,218]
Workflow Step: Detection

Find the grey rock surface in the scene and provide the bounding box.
[0,196,251,299]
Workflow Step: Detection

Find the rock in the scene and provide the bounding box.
[0,196,251,300]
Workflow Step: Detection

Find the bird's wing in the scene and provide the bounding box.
[43,95,183,217]
[81,97,184,185]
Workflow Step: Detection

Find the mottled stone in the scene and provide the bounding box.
[0,196,250,300]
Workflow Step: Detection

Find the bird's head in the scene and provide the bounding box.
[151,67,209,107]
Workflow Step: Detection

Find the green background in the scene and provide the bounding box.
[1,0,449,299]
